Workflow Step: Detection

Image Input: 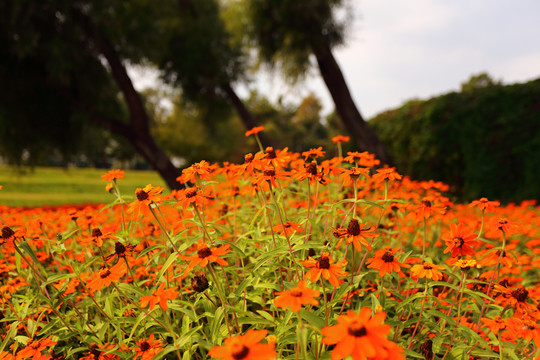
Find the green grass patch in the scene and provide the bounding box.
[0,166,167,207]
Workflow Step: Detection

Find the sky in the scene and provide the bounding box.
[130,0,540,119]
[243,0,540,118]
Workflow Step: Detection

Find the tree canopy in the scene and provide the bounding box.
[370,74,540,202]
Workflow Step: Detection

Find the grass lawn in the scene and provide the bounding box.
[0,166,167,207]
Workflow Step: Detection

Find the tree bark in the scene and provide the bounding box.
[311,40,394,166]
[221,82,275,148]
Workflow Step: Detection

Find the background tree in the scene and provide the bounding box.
[0,0,271,189]
[242,0,393,165]
[370,74,540,202]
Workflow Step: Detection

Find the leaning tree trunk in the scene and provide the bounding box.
[76,9,183,189]
[221,82,275,149]
[311,40,394,166]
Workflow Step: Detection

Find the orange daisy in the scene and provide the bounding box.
[16,335,57,360]
[272,221,303,237]
[469,197,500,212]
[181,241,231,274]
[245,126,265,137]
[101,169,125,182]
[134,334,163,360]
[175,186,212,210]
[366,247,409,277]
[442,223,478,257]
[331,135,350,144]
[274,280,320,312]
[410,262,445,281]
[87,262,127,292]
[209,329,276,360]
[139,282,179,311]
[127,184,164,216]
[321,308,404,360]
[301,252,348,287]
[345,219,378,252]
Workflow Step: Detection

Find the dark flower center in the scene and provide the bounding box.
[245,154,254,163]
[91,228,103,238]
[1,226,15,239]
[264,169,275,177]
[347,219,361,236]
[186,188,198,198]
[306,162,318,175]
[232,345,250,360]
[422,200,432,207]
[265,147,276,159]
[453,237,464,247]
[420,340,433,359]
[317,256,331,269]
[198,247,212,259]
[512,287,529,302]
[192,274,209,293]
[115,242,126,255]
[137,190,149,201]
[100,269,111,279]
[290,290,303,297]
[347,321,367,337]
[382,252,395,263]
[140,341,150,352]
[423,264,433,270]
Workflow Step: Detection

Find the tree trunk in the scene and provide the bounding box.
[311,40,394,166]
[75,10,183,189]
[221,82,275,149]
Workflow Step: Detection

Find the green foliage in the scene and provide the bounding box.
[244,0,351,80]
[369,74,540,202]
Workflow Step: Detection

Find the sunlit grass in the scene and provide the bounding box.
[0,166,167,206]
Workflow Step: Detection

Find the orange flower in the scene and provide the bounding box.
[344,151,380,168]
[302,147,325,159]
[294,161,328,185]
[366,247,409,277]
[274,280,320,312]
[272,221,303,237]
[101,169,125,182]
[372,167,402,182]
[256,166,289,188]
[481,315,506,335]
[469,197,500,212]
[139,282,179,311]
[181,242,231,274]
[16,335,57,360]
[177,160,213,184]
[134,334,163,360]
[87,262,127,292]
[345,219,378,252]
[301,252,348,287]
[340,167,369,186]
[175,186,212,210]
[442,223,478,257]
[209,329,276,360]
[332,135,350,144]
[321,308,404,360]
[263,147,291,169]
[411,262,445,281]
[245,126,265,137]
[127,184,164,216]
[411,196,447,220]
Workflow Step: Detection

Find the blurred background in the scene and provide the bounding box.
[0,0,539,204]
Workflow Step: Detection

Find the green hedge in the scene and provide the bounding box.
[369,76,540,203]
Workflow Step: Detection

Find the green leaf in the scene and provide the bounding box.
[155,251,179,283]
[299,309,325,330]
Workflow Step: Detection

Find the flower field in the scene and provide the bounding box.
[1,133,539,359]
